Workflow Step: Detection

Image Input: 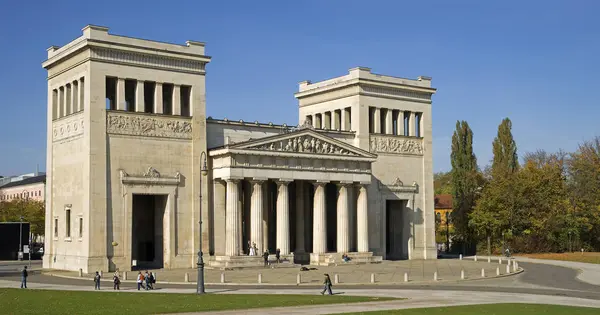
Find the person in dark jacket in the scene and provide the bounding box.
[275,248,281,264]
[320,273,333,295]
[93,271,101,290]
[262,250,270,267]
[20,266,28,289]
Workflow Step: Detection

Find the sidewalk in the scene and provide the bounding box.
[1,279,599,315]
[44,259,521,286]
[513,256,600,286]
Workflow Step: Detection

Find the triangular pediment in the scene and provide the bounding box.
[229,129,376,158]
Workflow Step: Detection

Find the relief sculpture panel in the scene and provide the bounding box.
[107,112,192,139]
[247,135,358,156]
[370,135,423,155]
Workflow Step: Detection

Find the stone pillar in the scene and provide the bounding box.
[276,180,291,255]
[59,87,65,117]
[250,179,264,253]
[373,108,381,133]
[154,82,163,114]
[312,182,327,254]
[225,179,240,256]
[341,109,347,131]
[397,111,404,136]
[295,181,305,253]
[79,78,85,112]
[333,110,340,130]
[117,78,126,110]
[385,108,393,134]
[324,111,331,129]
[213,180,227,255]
[357,184,369,252]
[409,112,416,136]
[71,81,78,113]
[135,80,145,112]
[173,84,181,115]
[336,183,350,253]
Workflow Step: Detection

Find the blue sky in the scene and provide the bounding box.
[1,0,599,175]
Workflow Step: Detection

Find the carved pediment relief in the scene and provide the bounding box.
[119,167,181,186]
[245,134,359,156]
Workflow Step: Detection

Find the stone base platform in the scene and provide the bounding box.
[310,252,383,266]
[207,255,299,270]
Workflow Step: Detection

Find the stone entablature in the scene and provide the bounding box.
[52,112,84,142]
[90,47,206,74]
[106,111,192,140]
[369,134,424,155]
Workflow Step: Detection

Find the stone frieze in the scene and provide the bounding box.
[107,112,192,139]
[53,112,84,142]
[247,135,358,156]
[369,135,423,155]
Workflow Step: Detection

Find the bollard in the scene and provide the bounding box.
[258,273,262,284]
[496,267,500,276]
[221,272,225,283]
[459,254,463,260]
[370,273,375,283]
[123,271,128,281]
[516,262,519,270]
[460,269,465,280]
[488,257,491,263]
[184,273,189,282]
[481,268,486,277]
[506,264,510,273]
[513,262,517,272]
[499,257,502,264]
[297,274,301,284]
[474,255,478,262]
[79,269,83,277]
[404,272,409,282]
[334,274,339,284]
[434,271,438,281]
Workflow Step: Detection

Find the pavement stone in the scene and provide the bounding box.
[43,259,521,285]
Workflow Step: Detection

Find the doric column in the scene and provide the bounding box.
[324,111,331,129]
[78,78,85,112]
[135,80,145,112]
[154,82,163,114]
[312,181,328,254]
[295,181,305,253]
[373,107,381,133]
[396,111,404,136]
[409,112,416,136]
[250,179,264,253]
[341,108,347,131]
[213,179,227,255]
[59,87,65,117]
[357,184,369,252]
[336,183,350,253]
[276,180,291,255]
[117,78,126,110]
[225,179,240,256]
[333,110,340,130]
[173,84,181,115]
[385,108,393,134]
[71,81,78,113]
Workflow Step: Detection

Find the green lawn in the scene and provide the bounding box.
[0,288,391,314]
[337,303,600,314]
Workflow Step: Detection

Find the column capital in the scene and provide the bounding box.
[336,181,353,188]
[249,178,267,184]
[223,176,243,183]
[276,179,293,185]
[312,180,329,187]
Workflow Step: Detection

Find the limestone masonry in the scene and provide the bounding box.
[43,25,437,273]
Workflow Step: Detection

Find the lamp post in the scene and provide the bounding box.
[197,151,208,294]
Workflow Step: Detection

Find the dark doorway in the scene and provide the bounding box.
[386,200,408,260]
[132,194,167,270]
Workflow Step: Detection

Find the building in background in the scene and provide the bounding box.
[434,194,453,225]
[0,174,46,202]
[0,171,45,188]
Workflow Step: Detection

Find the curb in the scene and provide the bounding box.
[43,268,524,286]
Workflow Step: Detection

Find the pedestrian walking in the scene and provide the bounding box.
[113,271,120,290]
[150,272,156,289]
[275,248,281,264]
[262,250,269,267]
[320,273,333,295]
[144,270,151,290]
[137,271,144,290]
[20,266,28,289]
[93,271,101,290]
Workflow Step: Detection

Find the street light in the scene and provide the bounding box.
[197,151,208,294]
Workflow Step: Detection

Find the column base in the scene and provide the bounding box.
[206,255,300,270]
[310,252,383,266]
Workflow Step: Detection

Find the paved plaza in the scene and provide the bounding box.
[43,258,519,285]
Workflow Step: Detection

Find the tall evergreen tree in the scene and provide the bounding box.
[491,118,519,178]
[450,120,479,252]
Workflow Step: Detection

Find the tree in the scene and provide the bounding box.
[0,199,45,237]
[450,120,480,253]
[434,171,453,195]
[491,118,519,178]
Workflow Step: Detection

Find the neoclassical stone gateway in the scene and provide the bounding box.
[43,25,437,273]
